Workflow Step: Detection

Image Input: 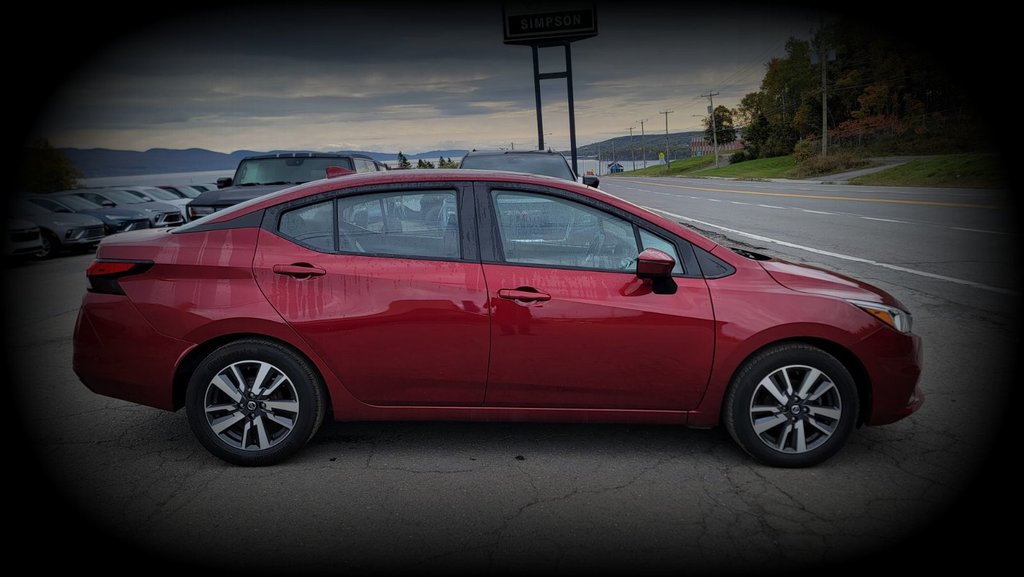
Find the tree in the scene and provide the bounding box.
[416,159,435,169]
[19,138,80,192]
[397,151,412,169]
[704,105,737,146]
[438,156,459,168]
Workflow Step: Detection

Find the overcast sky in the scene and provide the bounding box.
[36,2,821,154]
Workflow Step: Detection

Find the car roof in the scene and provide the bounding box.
[461,149,566,157]
[190,169,718,252]
[241,151,375,161]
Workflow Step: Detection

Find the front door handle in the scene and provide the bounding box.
[498,288,551,302]
[272,264,326,278]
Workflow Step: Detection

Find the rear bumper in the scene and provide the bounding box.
[73,293,194,411]
[854,328,924,426]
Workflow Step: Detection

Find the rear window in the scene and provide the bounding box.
[235,157,356,186]
[460,154,575,181]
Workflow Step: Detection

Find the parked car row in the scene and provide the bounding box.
[10,149,594,263]
[183,150,593,219]
[9,184,202,261]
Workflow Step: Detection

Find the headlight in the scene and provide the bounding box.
[848,299,912,333]
[105,214,130,221]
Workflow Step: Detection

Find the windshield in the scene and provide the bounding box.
[459,153,575,181]
[125,187,179,201]
[234,157,354,186]
[96,189,146,204]
[53,195,103,210]
[14,199,50,215]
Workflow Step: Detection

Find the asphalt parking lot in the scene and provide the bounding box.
[7,182,1018,572]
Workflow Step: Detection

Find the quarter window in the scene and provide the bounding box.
[353,158,376,173]
[338,191,460,259]
[492,190,638,271]
[279,201,335,251]
[639,229,684,274]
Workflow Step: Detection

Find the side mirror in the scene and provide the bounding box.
[636,248,675,278]
[582,175,600,188]
[216,177,233,188]
[100,200,116,208]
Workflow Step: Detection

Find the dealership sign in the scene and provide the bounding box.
[503,2,597,45]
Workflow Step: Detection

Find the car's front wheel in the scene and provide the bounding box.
[35,230,59,259]
[724,343,858,468]
[185,339,326,466]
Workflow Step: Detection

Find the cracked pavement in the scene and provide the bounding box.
[7,179,1019,575]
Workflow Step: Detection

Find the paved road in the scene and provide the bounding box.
[8,179,1019,572]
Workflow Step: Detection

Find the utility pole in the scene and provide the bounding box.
[812,21,834,157]
[627,127,636,171]
[820,43,828,156]
[659,110,673,171]
[701,91,720,168]
[663,110,671,165]
[639,119,648,169]
[611,138,616,173]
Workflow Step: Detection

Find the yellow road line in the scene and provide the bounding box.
[614,179,997,209]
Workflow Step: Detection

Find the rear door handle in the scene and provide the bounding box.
[272,264,326,278]
[498,288,551,302]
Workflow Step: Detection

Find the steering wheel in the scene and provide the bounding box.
[582,230,606,267]
[338,223,365,253]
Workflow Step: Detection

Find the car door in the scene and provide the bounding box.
[478,184,716,410]
[254,183,490,406]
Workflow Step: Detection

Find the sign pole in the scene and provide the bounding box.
[532,46,545,151]
[504,3,596,174]
[565,42,578,175]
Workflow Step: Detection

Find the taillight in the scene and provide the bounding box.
[86,259,153,295]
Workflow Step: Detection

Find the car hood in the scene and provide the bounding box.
[7,218,38,231]
[759,258,905,309]
[20,212,103,228]
[190,184,293,207]
[80,207,150,219]
[133,201,181,213]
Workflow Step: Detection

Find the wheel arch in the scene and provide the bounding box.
[172,332,333,413]
[711,336,872,426]
[38,227,60,255]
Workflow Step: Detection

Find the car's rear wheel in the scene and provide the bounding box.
[185,339,326,466]
[724,343,858,468]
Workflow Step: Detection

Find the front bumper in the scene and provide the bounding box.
[63,225,106,246]
[853,327,924,426]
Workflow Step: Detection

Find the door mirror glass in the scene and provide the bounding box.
[216,177,233,188]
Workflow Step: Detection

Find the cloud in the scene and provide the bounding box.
[34,2,817,153]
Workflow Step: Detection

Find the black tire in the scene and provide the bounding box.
[724,343,858,468]
[185,339,326,466]
[35,230,59,259]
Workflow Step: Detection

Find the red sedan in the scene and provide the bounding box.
[73,170,923,467]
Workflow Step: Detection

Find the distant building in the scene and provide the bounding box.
[608,162,624,173]
[691,136,744,156]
